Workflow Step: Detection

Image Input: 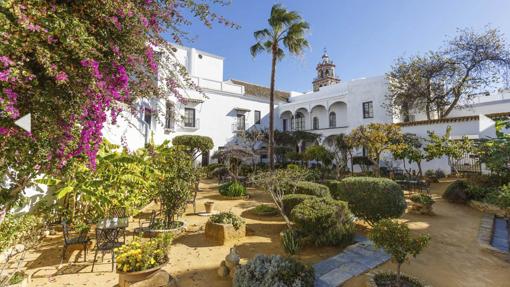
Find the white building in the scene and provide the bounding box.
[105,45,510,173]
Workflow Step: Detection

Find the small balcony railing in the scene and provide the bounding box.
[183,118,200,130]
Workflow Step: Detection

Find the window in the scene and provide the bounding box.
[329,112,336,128]
[295,112,305,131]
[363,101,373,118]
[236,113,245,131]
[143,107,152,126]
[313,117,319,130]
[165,102,175,129]
[254,110,261,125]
[282,119,288,132]
[184,108,196,127]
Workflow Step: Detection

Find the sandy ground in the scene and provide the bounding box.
[15,179,510,287]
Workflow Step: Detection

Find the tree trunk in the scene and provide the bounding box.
[396,263,402,287]
[268,49,277,171]
[417,161,423,177]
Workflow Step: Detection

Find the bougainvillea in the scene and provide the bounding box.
[0,0,236,209]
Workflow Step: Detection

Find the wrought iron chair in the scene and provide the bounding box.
[133,210,157,239]
[91,228,123,272]
[108,207,127,243]
[61,221,90,263]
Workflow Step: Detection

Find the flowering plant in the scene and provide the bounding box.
[115,234,172,273]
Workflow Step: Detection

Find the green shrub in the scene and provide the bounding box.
[205,163,224,178]
[291,181,330,197]
[330,177,406,225]
[209,212,245,230]
[290,197,354,246]
[233,255,314,287]
[466,185,495,201]
[219,181,247,197]
[488,184,510,209]
[281,229,300,255]
[286,163,301,170]
[0,213,43,252]
[435,169,446,179]
[282,194,315,217]
[252,204,278,216]
[410,194,434,207]
[442,180,470,204]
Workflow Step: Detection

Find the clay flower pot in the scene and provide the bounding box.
[117,263,165,287]
[205,201,215,214]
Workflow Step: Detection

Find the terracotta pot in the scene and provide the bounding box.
[117,263,164,287]
[204,201,215,213]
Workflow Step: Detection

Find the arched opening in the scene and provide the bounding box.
[329,112,336,128]
[295,112,305,131]
[313,117,319,130]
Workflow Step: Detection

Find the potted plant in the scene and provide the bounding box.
[204,201,215,214]
[409,194,435,215]
[369,219,430,287]
[115,234,172,287]
[205,211,245,244]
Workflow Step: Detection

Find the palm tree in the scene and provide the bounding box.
[250,4,309,170]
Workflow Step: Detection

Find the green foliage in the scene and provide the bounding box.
[442,180,470,204]
[172,135,214,161]
[0,213,42,253]
[490,184,510,209]
[219,181,247,197]
[281,194,315,217]
[478,138,510,177]
[281,229,300,255]
[425,126,473,174]
[291,181,330,197]
[369,219,430,285]
[331,177,406,225]
[303,145,333,165]
[290,197,354,247]
[349,123,404,175]
[410,194,434,207]
[393,134,426,175]
[253,204,278,216]
[115,234,172,273]
[8,271,27,285]
[233,255,314,287]
[466,185,496,202]
[210,211,245,230]
[324,133,354,178]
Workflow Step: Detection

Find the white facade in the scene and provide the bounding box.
[103,45,287,162]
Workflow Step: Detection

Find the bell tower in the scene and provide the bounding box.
[312,48,340,92]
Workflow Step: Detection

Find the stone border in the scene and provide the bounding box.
[219,195,250,200]
[469,200,509,218]
[366,270,431,287]
[477,213,510,261]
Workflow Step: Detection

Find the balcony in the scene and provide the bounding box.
[182,118,200,130]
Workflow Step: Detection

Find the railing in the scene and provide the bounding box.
[183,118,200,130]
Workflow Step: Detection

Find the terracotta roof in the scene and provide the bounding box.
[230,79,290,101]
[397,112,510,127]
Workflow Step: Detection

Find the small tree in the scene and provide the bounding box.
[392,133,426,176]
[369,219,430,287]
[303,145,333,180]
[349,123,404,176]
[172,135,214,162]
[238,127,268,170]
[250,168,308,228]
[212,146,255,181]
[425,126,473,175]
[325,134,354,178]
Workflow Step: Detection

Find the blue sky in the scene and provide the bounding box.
[172,0,510,93]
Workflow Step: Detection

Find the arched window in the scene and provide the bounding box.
[295,112,305,131]
[313,117,319,130]
[329,112,336,128]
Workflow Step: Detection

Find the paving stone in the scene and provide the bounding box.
[314,258,342,277]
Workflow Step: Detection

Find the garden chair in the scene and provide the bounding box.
[91,228,123,272]
[108,207,127,243]
[132,210,157,239]
[61,221,90,263]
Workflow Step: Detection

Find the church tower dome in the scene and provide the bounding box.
[312,48,341,92]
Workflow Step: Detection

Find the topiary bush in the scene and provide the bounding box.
[291,181,330,197]
[290,197,355,246]
[330,177,406,225]
[410,194,434,207]
[233,255,314,287]
[282,194,315,217]
[442,180,470,204]
[219,181,247,197]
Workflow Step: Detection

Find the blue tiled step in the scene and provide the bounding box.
[491,217,509,253]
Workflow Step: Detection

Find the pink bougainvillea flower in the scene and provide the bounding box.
[55,71,68,83]
[111,16,122,31]
[0,69,9,82]
[0,56,13,67]
[140,16,149,28]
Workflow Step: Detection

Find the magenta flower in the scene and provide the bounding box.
[55,71,68,83]
[111,16,122,31]
[0,56,13,67]
[140,16,149,28]
[0,69,9,82]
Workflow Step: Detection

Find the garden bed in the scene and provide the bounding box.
[367,271,431,287]
[204,221,246,244]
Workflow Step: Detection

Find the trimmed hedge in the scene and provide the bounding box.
[290,197,354,246]
[233,255,314,287]
[281,194,315,217]
[291,181,330,197]
[442,180,470,204]
[329,177,406,225]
